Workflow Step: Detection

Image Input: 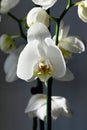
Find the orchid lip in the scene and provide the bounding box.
[33,58,54,82]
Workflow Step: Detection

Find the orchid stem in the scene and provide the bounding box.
[33,118,37,130]
[46,78,53,130]
[37,79,44,130]
[55,21,60,45]
[7,12,26,40]
[55,0,73,46]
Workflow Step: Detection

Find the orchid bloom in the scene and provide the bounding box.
[32,0,58,10]
[25,94,72,121]
[54,21,85,60]
[17,23,66,82]
[53,21,85,81]
[4,45,25,82]
[0,34,16,53]
[0,0,20,13]
[77,0,87,22]
[27,7,49,27]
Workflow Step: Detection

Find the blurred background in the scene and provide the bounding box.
[0,0,87,130]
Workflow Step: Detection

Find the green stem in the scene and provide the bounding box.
[8,12,19,22]
[46,78,53,130]
[7,12,26,40]
[55,21,60,45]
[59,1,73,21]
[66,0,72,9]
[37,79,44,130]
[39,120,44,130]
[18,21,26,40]
[55,0,74,45]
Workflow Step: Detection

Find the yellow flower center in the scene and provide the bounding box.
[34,58,54,82]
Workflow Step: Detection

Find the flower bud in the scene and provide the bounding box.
[0,0,20,13]
[0,34,16,53]
[27,7,49,27]
[78,0,87,22]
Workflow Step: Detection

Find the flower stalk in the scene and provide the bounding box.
[46,78,53,130]
[55,20,59,45]
[7,12,26,40]
[33,117,37,130]
[54,0,74,46]
[31,78,44,130]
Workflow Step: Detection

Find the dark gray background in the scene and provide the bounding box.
[0,0,87,130]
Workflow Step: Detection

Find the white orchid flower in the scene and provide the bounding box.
[27,7,49,27]
[32,0,58,10]
[77,0,87,22]
[4,45,25,82]
[0,34,16,53]
[53,21,85,81]
[0,0,20,13]
[27,23,70,82]
[17,23,66,82]
[25,94,72,121]
[54,21,85,60]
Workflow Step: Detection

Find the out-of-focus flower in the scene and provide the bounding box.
[4,45,25,82]
[0,0,20,13]
[25,94,72,121]
[27,7,49,27]
[77,0,87,22]
[53,21,85,60]
[32,0,58,10]
[0,34,16,53]
[17,23,66,82]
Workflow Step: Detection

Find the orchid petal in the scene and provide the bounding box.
[36,105,46,120]
[17,40,40,81]
[27,23,51,41]
[32,0,58,10]
[25,94,46,119]
[59,22,70,40]
[45,38,66,78]
[58,68,74,81]
[4,54,18,82]
[25,94,46,112]
[59,36,85,53]
[4,45,24,82]
[52,96,72,118]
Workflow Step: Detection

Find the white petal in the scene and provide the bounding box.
[59,36,85,53]
[4,54,18,82]
[36,105,46,120]
[27,7,49,27]
[58,68,74,81]
[0,0,20,13]
[32,0,58,10]
[27,23,51,41]
[4,45,24,82]
[25,94,46,119]
[52,96,72,118]
[17,40,41,81]
[45,38,66,78]
[25,94,46,112]
[59,21,70,40]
